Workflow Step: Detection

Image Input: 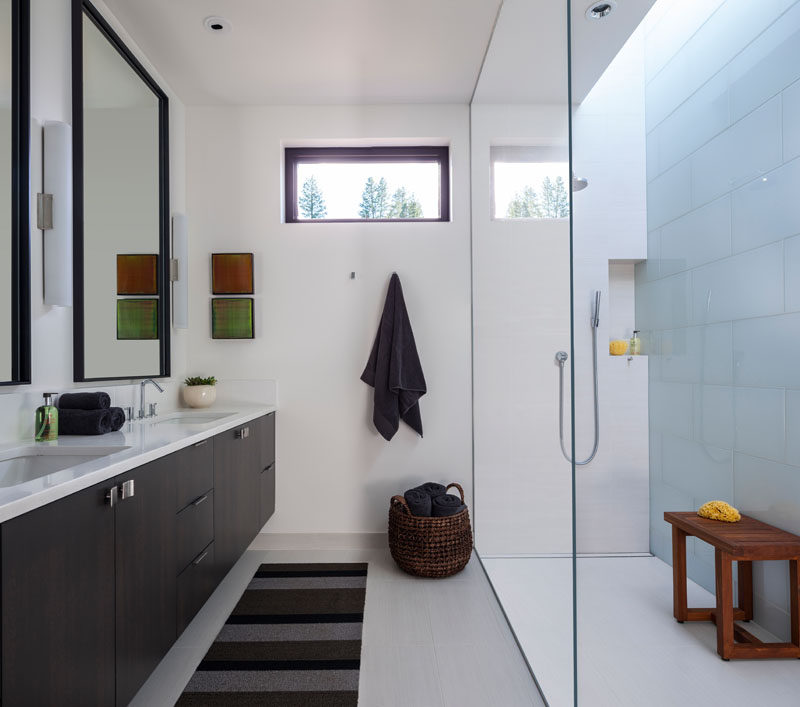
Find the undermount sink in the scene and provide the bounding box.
[0,445,130,487]
[154,411,232,425]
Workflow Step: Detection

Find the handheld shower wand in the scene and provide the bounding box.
[591,290,600,328]
[556,290,601,466]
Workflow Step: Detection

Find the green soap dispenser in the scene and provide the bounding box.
[35,393,59,442]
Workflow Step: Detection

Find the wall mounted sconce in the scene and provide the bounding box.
[40,121,72,307]
[171,213,188,329]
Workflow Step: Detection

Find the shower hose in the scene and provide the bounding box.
[556,323,600,466]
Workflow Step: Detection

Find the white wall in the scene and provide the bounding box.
[185,104,472,534]
[471,103,573,555]
[0,0,188,442]
[472,25,650,556]
[571,25,650,554]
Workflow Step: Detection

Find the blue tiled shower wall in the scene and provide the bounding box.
[637,0,800,639]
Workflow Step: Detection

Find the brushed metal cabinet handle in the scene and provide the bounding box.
[192,550,209,565]
[193,439,208,448]
[105,485,119,507]
[235,426,250,440]
[120,479,135,500]
[192,494,209,507]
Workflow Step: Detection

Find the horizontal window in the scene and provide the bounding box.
[491,146,570,220]
[285,146,450,223]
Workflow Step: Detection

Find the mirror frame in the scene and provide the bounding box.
[71,0,170,382]
[3,0,31,386]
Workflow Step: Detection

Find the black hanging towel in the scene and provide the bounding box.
[361,273,426,441]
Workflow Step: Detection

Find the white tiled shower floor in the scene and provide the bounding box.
[483,556,800,707]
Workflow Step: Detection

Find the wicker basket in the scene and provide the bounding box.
[388,483,473,578]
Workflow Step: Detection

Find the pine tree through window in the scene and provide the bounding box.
[285,146,449,223]
[491,146,570,220]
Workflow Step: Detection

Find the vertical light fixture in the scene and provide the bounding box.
[40,121,73,307]
[171,213,188,328]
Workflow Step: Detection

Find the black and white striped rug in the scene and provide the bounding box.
[177,562,368,706]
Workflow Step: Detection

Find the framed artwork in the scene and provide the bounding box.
[117,254,158,295]
[212,298,254,339]
[212,253,254,294]
[117,299,158,340]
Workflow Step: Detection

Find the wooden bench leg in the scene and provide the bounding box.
[737,560,753,621]
[791,559,800,653]
[715,549,734,660]
[672,526,688,622]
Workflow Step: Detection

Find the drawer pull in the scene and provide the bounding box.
[120,479,135,500]
[193,439,208,448]
[262,462,275,474]
[235,426,250,440]
[192,493,209,507]
[192,550,209,566]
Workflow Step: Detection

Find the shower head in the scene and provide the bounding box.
[591,290,601,328]
[572,173,589,192]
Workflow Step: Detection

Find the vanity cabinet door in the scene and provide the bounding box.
[214,421,260,580]
[259,413,276,526]
[1,480,116,706]
[114,453,177,706]
[260,461,276,526]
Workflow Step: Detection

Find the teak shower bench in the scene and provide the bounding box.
[664,511,800,660]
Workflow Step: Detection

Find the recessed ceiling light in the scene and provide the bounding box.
[204,16,232,33]
[585,1,617,20]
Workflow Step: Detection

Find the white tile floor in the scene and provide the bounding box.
[483,555,800,707]
[131,540,544,707]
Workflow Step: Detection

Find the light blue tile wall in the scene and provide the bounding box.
[640,0,800,640]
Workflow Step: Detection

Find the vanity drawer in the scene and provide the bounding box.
[260,413,275,468]
[176,438,214,512]
[176,490,214,573]
[177,542,215,636]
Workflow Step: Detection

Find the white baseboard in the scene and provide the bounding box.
[251,532,388,551]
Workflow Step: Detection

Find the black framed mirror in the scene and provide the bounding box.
[72,0,170,382]
[0,0,31,386]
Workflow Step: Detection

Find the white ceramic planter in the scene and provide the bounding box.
[182,385,217,409]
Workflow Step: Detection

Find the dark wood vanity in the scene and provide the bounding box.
[0,412,276,706]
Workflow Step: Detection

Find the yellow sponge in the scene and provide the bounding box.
[609,340,628,356]
[697,500,741,523]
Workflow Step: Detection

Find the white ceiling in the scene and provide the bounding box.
[100,0,653,107]
[473,0,656,105]
[101,0,504,105]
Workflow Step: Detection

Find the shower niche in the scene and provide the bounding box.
[608,260,645,358]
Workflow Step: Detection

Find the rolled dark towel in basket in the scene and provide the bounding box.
[432,493,466,517]
[417,482,446,498]
[58,391,111,410]
[403,488,432,517]
[108,407,126,432]
[59,408,112,436]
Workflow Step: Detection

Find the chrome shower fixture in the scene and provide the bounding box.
[556,290,601,466]
[591,290,600,328]
[572,172,589,191]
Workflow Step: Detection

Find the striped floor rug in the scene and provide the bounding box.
[177,562,368,706]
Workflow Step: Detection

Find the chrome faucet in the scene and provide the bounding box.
[139,378,164,419]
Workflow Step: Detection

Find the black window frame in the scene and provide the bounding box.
[284,146,450,223]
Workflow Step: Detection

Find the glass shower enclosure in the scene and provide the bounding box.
[472,0,800,704]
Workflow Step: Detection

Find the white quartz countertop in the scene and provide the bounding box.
[0,405,276,524]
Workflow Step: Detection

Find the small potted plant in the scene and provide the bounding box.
[183,376,217,408]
